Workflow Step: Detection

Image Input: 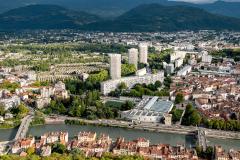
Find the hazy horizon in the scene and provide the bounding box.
[171,0,240,3]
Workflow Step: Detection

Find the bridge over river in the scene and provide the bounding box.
[14,115,33,140]
[6,114,240,152]
[197,127,207,151]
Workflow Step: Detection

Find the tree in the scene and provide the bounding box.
[31,81,41,87]
[11,103,29,117]
[182,103,202,126]
[0,80,20,92]
[129,89,141,97]
[152,69,158,74]
[88,70,109,82]
[118,82,127,90]
[70,148,84,159]
[26,147,35,155]
[175,93,184,104]
[0,104,5,116]
[170,106,183,122]
[48,100,67,115]
[163,76,172,88]
[196,146,213,160]
[154,81,162,88]
[102,107,114,119]
[121,101,134,111]
[138,63,147,69]
[205,146,214,159]
[69,104,83,117]
[58,103,67,114]
[32,62,49,71]
[121,64,136,76]
[18,103,29,115]
[32,81,49,87]
[52,143,66,154]
[190,111,202,126]
[230,113,238,120]
[147,83,157,91]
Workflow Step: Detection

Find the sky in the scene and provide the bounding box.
[172,0,240,3]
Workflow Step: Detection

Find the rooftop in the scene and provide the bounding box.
[143,96,173,113]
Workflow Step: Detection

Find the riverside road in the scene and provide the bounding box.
[45,115,240,140]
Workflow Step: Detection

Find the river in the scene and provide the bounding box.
[0,124,240,150]
[0,127,18,141]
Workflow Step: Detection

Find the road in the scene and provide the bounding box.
[45,115,196,135]
[45,115,240,140]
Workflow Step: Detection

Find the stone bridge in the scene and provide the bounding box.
[14,115,33,140]
[197,127,207,151]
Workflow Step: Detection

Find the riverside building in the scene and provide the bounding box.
[120,96,173,125]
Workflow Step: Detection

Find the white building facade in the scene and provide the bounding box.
[128,48,138,69]
[202,54,212,63]
[139,43,148,64]
[110,54,121,80]
[177,65,192,76]
[101,72,164,95]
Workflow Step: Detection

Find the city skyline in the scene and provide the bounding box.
[0,0,240,159]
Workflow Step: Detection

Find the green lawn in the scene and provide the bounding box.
[105,100,125,109]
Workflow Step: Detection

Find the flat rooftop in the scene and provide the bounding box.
[143,96,173,113]
[150,100,173,113]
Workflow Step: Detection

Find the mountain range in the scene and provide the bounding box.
[84,4,240,32]
[0,4,240,32]
[0,0,240,18]
[0,5,100,30]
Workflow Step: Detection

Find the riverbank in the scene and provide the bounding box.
[30,117,45,127]
[45,117,194,135]
[0,123,20,129]
[45,116,240,140]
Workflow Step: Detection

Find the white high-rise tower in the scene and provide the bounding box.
[128,48,138,69]
[110,54,121,80]
[139,43,148,64]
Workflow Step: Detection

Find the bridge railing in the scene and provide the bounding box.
[14,115,33,140]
